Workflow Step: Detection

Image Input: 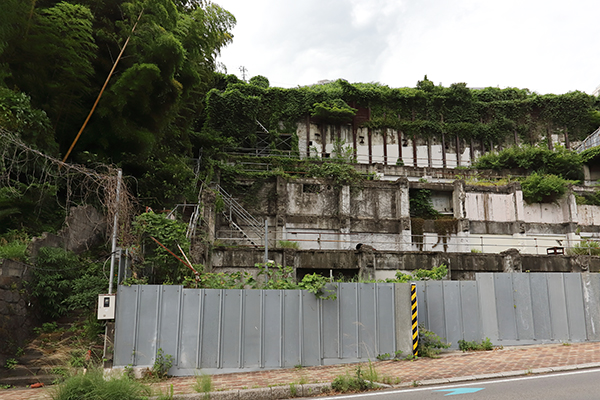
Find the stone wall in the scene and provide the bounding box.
[0,260,38,365]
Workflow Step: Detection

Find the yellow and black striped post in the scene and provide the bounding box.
[411,283,418,356]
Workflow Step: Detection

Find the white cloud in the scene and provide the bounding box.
[216,0,600,93]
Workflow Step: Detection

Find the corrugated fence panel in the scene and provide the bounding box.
[494,274,517,341]
[264,290,282,368]
[177,289,200,369]
[424,281,446,341]
[340,284,358,359]
[377,284,396,357]
[135,286,159,366]
[358,284,376,359]
[529,273,552,340]
[547,274,569,340]
[459,281,481,342]
[321,285,340,360]
[564,274,586,342]
[582,274,600,341]
[512,274,534,341]
[114,285,138,366]
[301,291,321,366]
[282,291,301,368]
[200,290,221,368]
[157,286,181,371]
[443,281,463,348]
[221,290,242,368]
[113,274,598,375]
[242,290,261,368]
[477,273,499,341]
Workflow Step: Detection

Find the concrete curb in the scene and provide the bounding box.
[156,362,600,400]
[169,383,332,400]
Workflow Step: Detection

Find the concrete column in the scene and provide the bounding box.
[452,180,470,252]
[394,283,414,357]
[398,178,411,251]
[339,186,351,250]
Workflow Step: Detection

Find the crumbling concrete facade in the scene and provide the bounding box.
[206,174,600,276]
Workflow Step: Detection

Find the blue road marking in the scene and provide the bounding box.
[434,388,484,396]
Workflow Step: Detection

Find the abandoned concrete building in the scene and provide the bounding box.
[199,118,600,281]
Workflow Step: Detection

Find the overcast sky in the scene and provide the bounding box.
[214,0,600,95]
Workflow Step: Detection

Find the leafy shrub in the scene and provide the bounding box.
[409,189,441,219]
[568,239,600,256]
[520,173,569,203]
[51,369,151,400]
[311,99,357,124]
[458,338,494,352]
[474,145,583,181]
[394,264,448,282]
[417,326,450,357]
[151,348,173,380]
[30,247,107,320]
[0,238,28,261]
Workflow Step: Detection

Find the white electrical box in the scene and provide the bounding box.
[97,294,116,320]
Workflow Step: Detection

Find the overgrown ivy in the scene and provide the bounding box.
[202,76,600,155]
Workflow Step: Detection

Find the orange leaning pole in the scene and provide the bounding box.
[60,9,144,165]
[149,236,200,282]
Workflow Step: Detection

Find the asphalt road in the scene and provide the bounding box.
[315,368,600,400]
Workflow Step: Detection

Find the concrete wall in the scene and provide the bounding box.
[211,175,600,261]
[210,248,600,281]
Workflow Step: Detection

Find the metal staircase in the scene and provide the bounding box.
[217,185,264,248]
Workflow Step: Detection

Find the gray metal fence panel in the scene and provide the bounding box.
[459,281,481,342]
[282,291,301,368]
[477,273,499,341]
[546,274,569,340]
[358,284,376,359]
[200,290,221,368]
[114,285,138,366]
[321,286,340,360]
[340,284,358,358]
[242,290,261,368]
[177,289,200,369]
[582,274,600,341]
[494,274,517,341]
[564,274,586,341]
[512,274,534,341]
[157,286,181,369]
[376,284,396,356]
[221,290,242,368]
[416,282,427,330]
[135,286,159,366]
[264,290,282,368]
[529,273,552,340]
[443,281,462,348]
[425,281,446,341]
[301,291,321,366]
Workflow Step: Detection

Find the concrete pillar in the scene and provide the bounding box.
[397,178,412,251]
[394,283,414,357]
[339,186,351,250]
[452,180,470,252]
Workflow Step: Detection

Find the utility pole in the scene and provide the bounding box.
[239,65,248,82]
